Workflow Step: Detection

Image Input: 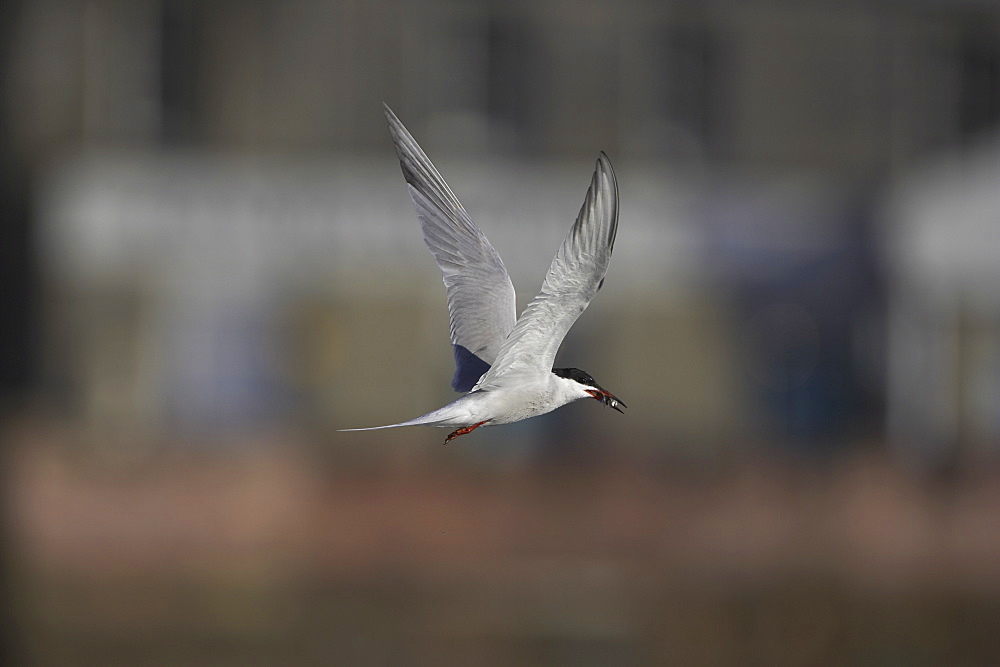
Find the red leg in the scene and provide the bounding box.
[444,420,489,444]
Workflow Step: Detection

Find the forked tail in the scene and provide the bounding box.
[338,414,449,432]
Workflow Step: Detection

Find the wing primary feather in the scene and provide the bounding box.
[472,153,619,390]
[383,104,518,389]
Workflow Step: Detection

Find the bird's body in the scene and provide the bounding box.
[362,370,595,429]
[341,105,625,444]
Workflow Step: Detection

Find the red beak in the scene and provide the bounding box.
[586,389,626,414]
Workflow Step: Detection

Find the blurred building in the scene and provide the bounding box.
[12,2,998,162]
[885,134,1000,464]
[3,0,1000,461]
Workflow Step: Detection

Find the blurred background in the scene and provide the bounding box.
[3,0,1000,663]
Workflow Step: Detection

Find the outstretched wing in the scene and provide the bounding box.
[384,104,518,391]
[473,153,618,390]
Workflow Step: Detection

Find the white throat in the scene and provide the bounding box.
[551,374,596,407]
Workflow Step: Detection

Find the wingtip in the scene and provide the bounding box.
[383,101,398,123]
[383,103,408,155]
[596,152,618,198]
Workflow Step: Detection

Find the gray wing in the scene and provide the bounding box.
[474,153,618,390]
[384,103,517,391]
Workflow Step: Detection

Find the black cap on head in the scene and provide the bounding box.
[552,367,599,389]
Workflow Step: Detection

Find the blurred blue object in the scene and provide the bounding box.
[704,180,883,451]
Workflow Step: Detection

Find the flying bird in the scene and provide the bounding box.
[341,104,625,444]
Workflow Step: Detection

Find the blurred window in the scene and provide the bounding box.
[486,16,544,144]
[159,0,202,143]
[958,28,1000,141]
[656,20,728,160]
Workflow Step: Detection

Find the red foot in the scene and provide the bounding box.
[444,420,489,444]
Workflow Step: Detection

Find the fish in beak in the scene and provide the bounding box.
[586,388,627,414]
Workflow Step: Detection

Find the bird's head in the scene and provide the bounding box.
[552,367,626,413]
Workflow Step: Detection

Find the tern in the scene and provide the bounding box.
[341,105,625,444]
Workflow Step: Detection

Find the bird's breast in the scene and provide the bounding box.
[470,384,563,426]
